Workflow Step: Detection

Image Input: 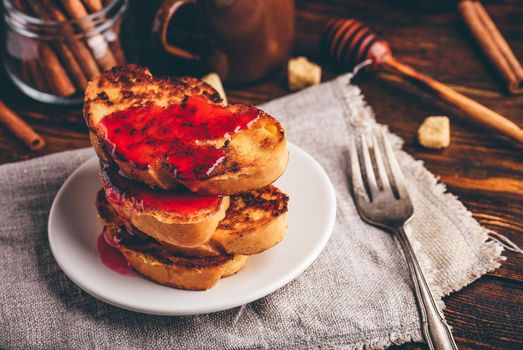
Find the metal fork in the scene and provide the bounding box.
[349,130,458,350]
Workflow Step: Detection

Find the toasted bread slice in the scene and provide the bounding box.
[99,180,289,257]
[96,193,247,291]
[138,185,289,257]
[100,163,229,248]
[212,185,289,255]
[84,65,288,194]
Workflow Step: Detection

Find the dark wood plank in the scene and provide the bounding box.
[443,276,523,350]
[389,278,523,350]
[0,0,521,348]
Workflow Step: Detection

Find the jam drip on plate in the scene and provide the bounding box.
[97,231,136,276]
[99,95,260,179]
[101,164,221,214]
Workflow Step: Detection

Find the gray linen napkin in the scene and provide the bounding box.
[0,74,503,349]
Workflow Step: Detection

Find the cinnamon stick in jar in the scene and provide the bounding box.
[107,20,127,65]
[27,60,49,92]
[82,0,127,65]
[82,0,103,13]
[459,0,523,94]
[38,44,77,97]
[0,101,45,151]
[11,0,76,97]
[60,0,118,71]
[39,0,101,80]
[28,0,89,89]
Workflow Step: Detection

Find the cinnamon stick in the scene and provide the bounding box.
[19,60,30,84]
[27,60,49,92]
[82,0,127,65]
[0,101,45,151]
[459,0,523,94]
[55,44,90,89]
[60,0,118,71]
[40,0,101,79]
[16,38,49,93]
[28,0,89,89]
[106,19,127,65]
[82,0,103,12]
[10,0,49,93]
[38,44,77,96]
[12,0,75,96]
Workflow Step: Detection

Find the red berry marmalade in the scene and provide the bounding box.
[97,231,136,276]
[99,95,260,180]
[101,165,221,215]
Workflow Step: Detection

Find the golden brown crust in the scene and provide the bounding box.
[99,168,230,248]
[98,183,289,258]
[212,186,289,255]
[97,192,247,291]
[153,186,290,256]
[122,250,247,290]
[225,186,289,221]
[84,65,288,194]
[83,65,222,129]
[105,225,247,290]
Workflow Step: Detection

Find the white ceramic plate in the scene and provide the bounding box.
[48,143,336,316]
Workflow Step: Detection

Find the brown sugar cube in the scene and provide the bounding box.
[288,56,321,91]
[418,116,451,149]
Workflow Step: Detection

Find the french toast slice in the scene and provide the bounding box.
[144,185,289,257]
[96,192,247,291]
[84,65,288,194]
[100,163,229,248]
[212,185,289,255]
[100,178,289,257]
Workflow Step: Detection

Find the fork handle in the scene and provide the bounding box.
[394,225,459,350]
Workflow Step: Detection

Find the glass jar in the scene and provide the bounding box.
[3,0,137,105]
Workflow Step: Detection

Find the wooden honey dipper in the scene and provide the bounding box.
[322,18,523,145]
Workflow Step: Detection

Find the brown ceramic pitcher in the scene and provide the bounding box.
[152,0,295,84]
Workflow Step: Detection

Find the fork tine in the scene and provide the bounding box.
[359,133,379,199]
[379,131,410,199]
[371,131,391,193]
[349,136,368,201]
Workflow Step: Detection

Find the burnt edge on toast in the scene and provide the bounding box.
[83,65,223,131]
[218,186,289,231]
[84,65,287,185]
[235,188,289,217]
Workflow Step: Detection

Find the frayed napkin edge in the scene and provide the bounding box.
[333,73,504,295]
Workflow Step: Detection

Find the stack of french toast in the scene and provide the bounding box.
[83,65,290,290]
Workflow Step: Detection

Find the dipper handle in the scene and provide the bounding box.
[322,18,523,145]
[383,55,523,145]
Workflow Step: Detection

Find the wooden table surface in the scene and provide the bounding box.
[1,0,521,349]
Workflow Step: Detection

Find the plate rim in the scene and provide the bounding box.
[48,142,336,316]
